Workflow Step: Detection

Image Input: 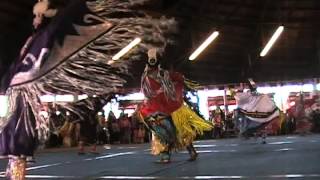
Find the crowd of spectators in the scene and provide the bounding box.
[45,109,150,149]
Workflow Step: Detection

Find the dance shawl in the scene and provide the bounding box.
[0,0,176,157]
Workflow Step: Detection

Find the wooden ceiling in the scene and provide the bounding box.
[161,0,320,86]
[1,0,320,88]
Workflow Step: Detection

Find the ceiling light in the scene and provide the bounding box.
[112,37,142,60]
[260,26,284,57]
[189,31,219,61]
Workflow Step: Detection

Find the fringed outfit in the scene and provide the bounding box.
[0,0,176,178]
[139,66,212,162]
[234,91,284,140]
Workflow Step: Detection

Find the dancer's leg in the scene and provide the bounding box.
[159,150,171,163]
[78,141,85,154]
[148,115,176,163]
[186,143,198,161]
[6,157,27,180]
[90,143,99,154]
[261,131,267,144]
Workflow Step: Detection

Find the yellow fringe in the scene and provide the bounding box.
[150,133,168,155]
[171,104,213,147]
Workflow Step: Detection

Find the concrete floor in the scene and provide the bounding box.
[0,134,320,179]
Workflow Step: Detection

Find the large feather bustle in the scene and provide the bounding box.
[36,0,176,96]
[2,0,177,142]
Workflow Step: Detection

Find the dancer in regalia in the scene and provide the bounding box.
[233,81,284,143]
[138,49,212,163]
[0,0,176,179]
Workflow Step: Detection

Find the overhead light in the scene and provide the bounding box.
[55,95,74,102]
[189,31,219,61]
[112,37,142,60]
[260,26,284,57]
[40,95,55,102]
[78,94,88,100]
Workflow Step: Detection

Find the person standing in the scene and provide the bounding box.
[77,112,99,154]
[119,113,132,144]
[108,111,121,144]
[211,106,224,138]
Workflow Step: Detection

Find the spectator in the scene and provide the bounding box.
[108,111,120,144]
[77,113,99,155]
[211,106,224,138]
[119,113,132,144]
[134,124,145,143]
[96,113,109,144]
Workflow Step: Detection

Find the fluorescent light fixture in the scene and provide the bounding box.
[189,31,219,61]
[78,94,88,100]
[117,92,144,100]
[40,95,55,102]
[112,37,142,60]
[260,26,284,57]
[55,95,74,102]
